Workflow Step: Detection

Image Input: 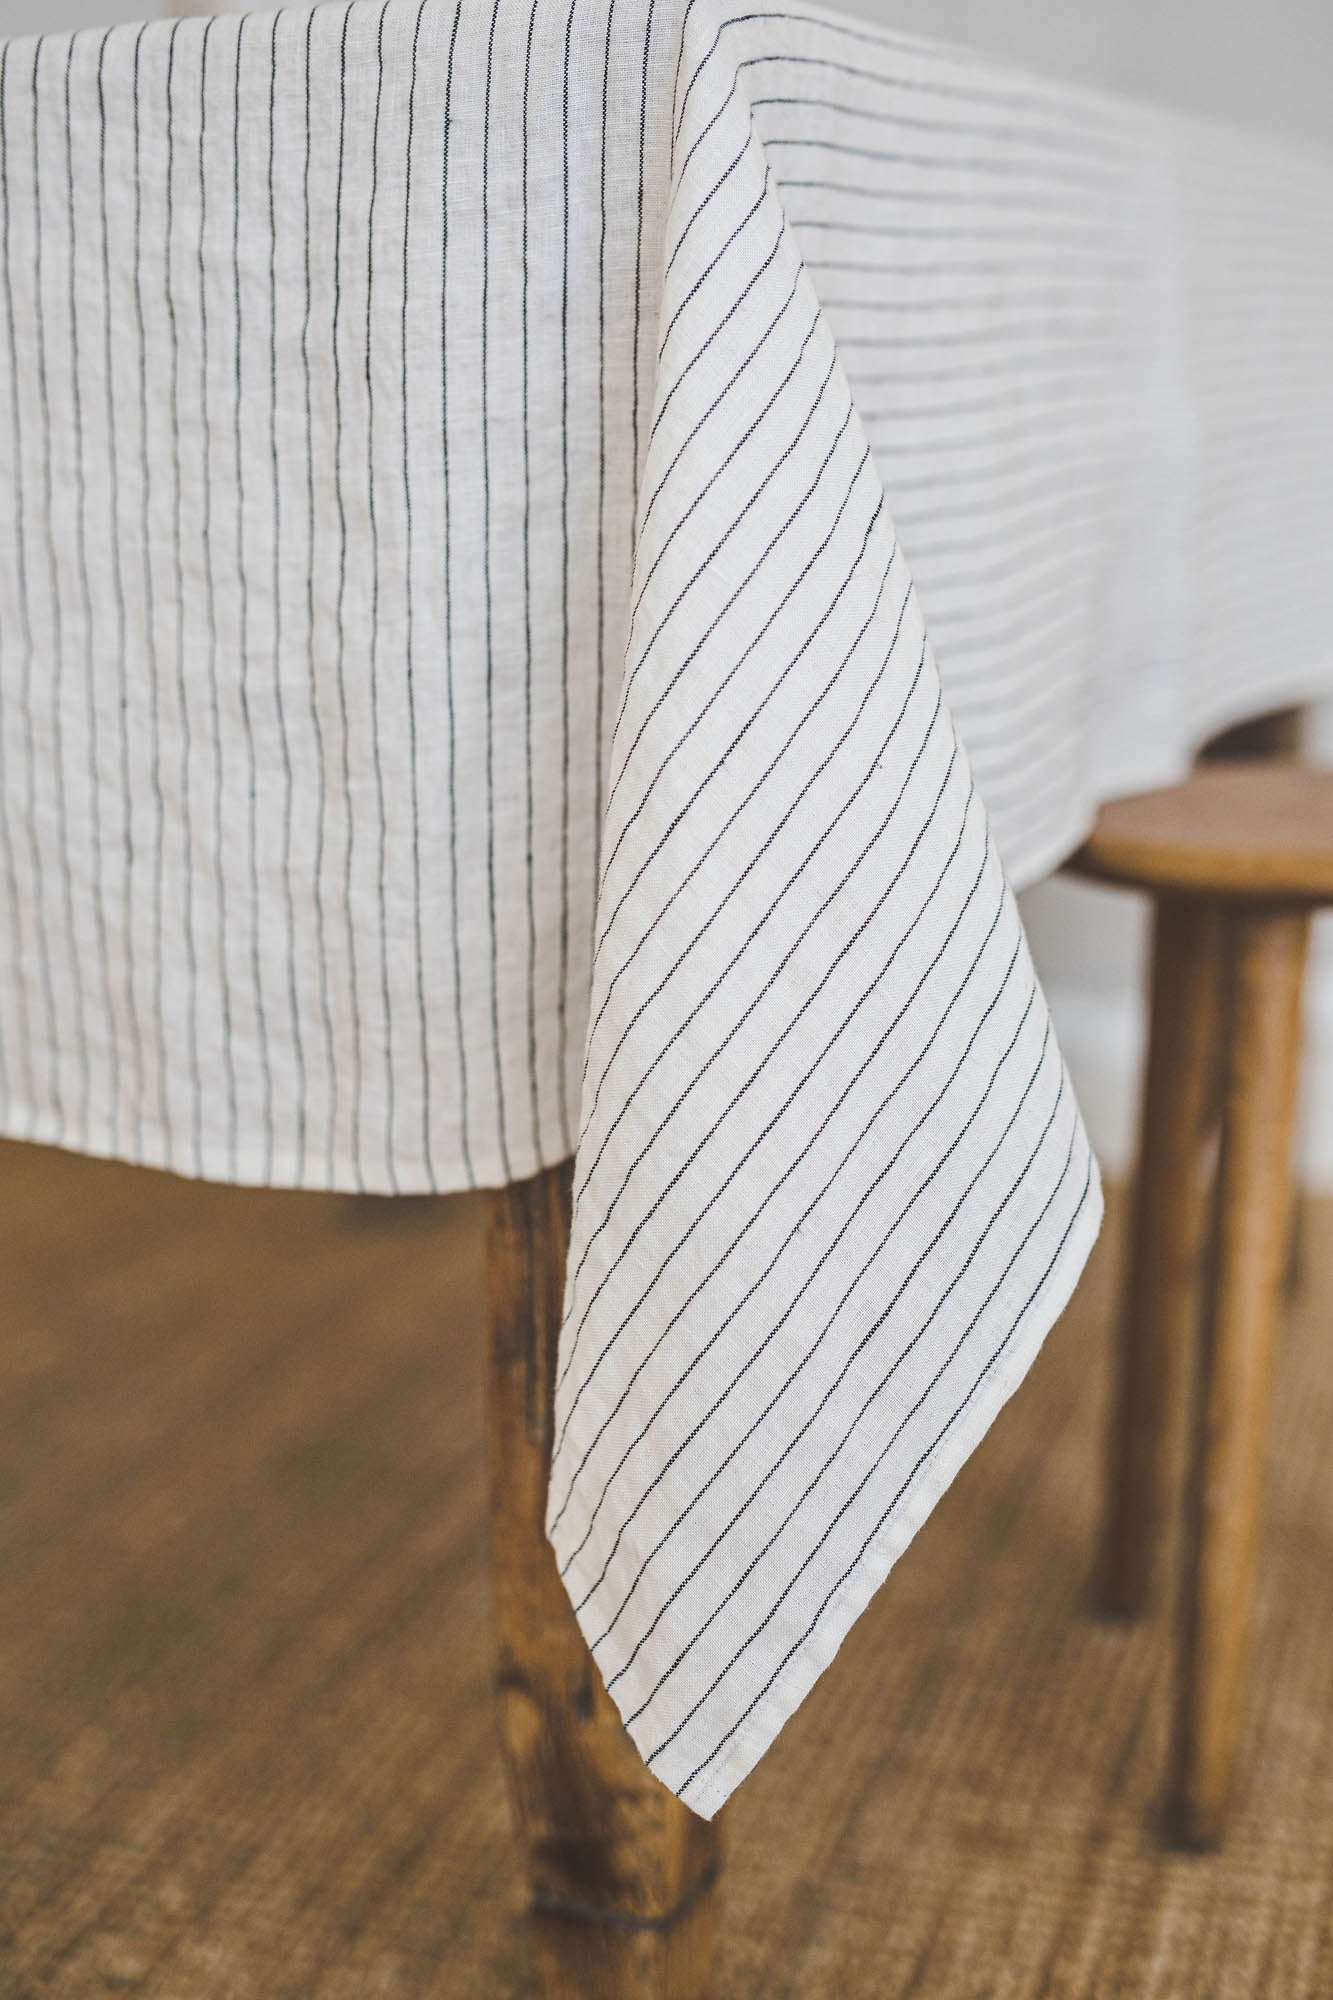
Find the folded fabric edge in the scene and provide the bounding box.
[548,0,1108,1818]
[553,1162,1103,1817]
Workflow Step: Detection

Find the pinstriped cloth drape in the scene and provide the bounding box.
[0,0,1331,1814]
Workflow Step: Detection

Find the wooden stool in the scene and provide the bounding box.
[1067,763,1333,1848]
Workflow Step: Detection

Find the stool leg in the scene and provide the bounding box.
[486,1163,724,1999]
[1169,907,1309,1848]
[1099,897,1228,1618]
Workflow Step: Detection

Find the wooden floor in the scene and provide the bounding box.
[2,1141,1333,1998]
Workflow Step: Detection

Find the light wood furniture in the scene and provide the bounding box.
[1068,762,1333,1848]
[487,1162,724,1999]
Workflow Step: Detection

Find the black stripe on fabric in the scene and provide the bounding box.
[911,517,1109,605]
[625,325,838,685]
[803,253,1136,279]
[646,211,786,450]
[366,2,398,1192]
[666,89,751,278]
[403,0,434,1187]
[660,117,752,288]
[850,377,1097,425]
[231,23,272,1176]
[761,133,1112,192]
[633,288,820,609]
[972,724,1091,828]
[96,31,142,1156]
[666,0,706,183]
[331,4,365,1190]
[820,290,1118,323]
[669,5,746,155]
[784,210,1130,248]
[830,321,1111,352]
[300,4,339,1185]
[440,0,475,1185]
[596,433,877,1017]
[162,20,204,1170]
[922,573,1087,657]
[130,22,170,1157]
[65,35,118,1153]
[898,462,1111,537]
[0,44,38,1124]
[232,15,275,1181]
[852,447,1112,527]
[608,403,865,872]
[593,0,616,914]
[268,13,306,1182]
[481,0,512,1184]
[656,171,772,362]
[629,0,657,498]
[197,14,239,1180]
[31,37,87,1137]
[747,86,1123,160]
[774,177,1105,219]
[520,0,543,1166]
[600,414,865,911]
[852,424,1096,482]
[556,0,577,1156]
[950,640,1089,724]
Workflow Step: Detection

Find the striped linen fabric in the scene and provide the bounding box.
[0,0,1330,1813]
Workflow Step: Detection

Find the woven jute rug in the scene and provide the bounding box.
[1,1141,1331,1998]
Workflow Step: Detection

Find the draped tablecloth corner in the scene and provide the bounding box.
[0,0,1329,1822]
[545,0,1109,1813]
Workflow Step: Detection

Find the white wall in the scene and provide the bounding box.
[3,0,166,29]
[24,0,1333,1179]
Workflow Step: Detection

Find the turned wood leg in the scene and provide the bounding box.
[1169,906,1309,1848]
[1099,897,1229,1618]
[486,1162,724,2000]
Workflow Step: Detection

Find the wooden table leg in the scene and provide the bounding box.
[486,1162,724,1999]
[1099,896,1228,1618]
[1169,906,1309,1848]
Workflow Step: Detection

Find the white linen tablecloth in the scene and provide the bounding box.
[0,0,1330,1815]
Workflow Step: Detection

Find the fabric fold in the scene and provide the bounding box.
[549,0,1102,1817]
